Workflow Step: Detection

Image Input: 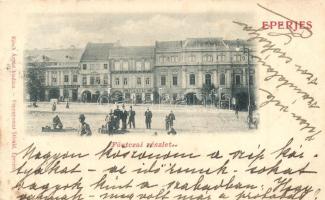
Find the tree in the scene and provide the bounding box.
[26,68,43,101]
[201,83,215,106]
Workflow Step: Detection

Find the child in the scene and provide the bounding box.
[79,114,92,136]
[168,126,177,135]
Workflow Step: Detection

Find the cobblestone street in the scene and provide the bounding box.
[25,102,252,135]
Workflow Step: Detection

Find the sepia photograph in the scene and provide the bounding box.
[2,1,325,200]
[24,12,258,135]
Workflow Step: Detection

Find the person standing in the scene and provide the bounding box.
[66,100,69,109]
[79,114,92,136]
[168,110,176,127]
[144,108,152,129]
[121,107,128,130]
[165,115,170,131]
[128,106,136,128]
[235,104,239,119]
[113,105,122,129]
[52,102,57,112]
[107,110,117,132]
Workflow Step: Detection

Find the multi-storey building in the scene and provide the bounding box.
[25,48,83,101]
[109,46,155,104]
[79,43,113,102]
[155,38,255,107]
[25,37,255,109]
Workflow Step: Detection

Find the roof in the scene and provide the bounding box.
[80,43,114,61]
[155,37,235,51]
[224,39,254,49]
[109,46,155,59]
[183,37,227,49]
[24,48,83,63]
[155,41,183,50]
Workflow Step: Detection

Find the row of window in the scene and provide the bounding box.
[159,56,179,63]
[114,77,151,86]
[82,63,108,70]
[81,62,152,71]
[81,56,251,71]
[46,73,252,86]
[160,74,211,86]
[159,74,253,86]
[48,74,78,83]
[114,61,151,71]
[158,54,229,63]
[160,75,178,86]
[82,75,109,85]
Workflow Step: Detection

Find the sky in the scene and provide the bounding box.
[25,12,253,50]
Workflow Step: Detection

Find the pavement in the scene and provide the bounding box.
[25,102,251,135]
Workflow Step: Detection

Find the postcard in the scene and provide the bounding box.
[0,0,324,199]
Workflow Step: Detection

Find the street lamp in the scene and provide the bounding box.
[218,87,221,109]
[244,47,252,119]
[158,88,162,104]
[235,46,252,119]
[107,87,111,104]
[211,89,215,107]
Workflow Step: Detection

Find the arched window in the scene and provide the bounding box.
[190,74,196,85]
[205,74,211,85]
[220,73,226,85]
[103,75,108,85]
[235,75,241,85]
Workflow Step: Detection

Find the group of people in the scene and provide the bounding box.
[103,105,136,133]
[98,105,176,135]
[102,105,155,132]
[50,113,92,136]
[165,111,177,135]
[49,103,177,136]
[51,101,70,112]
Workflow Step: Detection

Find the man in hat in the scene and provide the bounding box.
[168,110,176,127]
[113,105,122,130]
[144,108,152,129]
[121,106,128,130]
[79,114,92,136]
[128,106,136,129]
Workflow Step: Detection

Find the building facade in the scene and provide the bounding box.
[25,48,83,101]
[25,37,255,108]
[109,46,155,104]
[155,38,255,107]
[79,43,113,103]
